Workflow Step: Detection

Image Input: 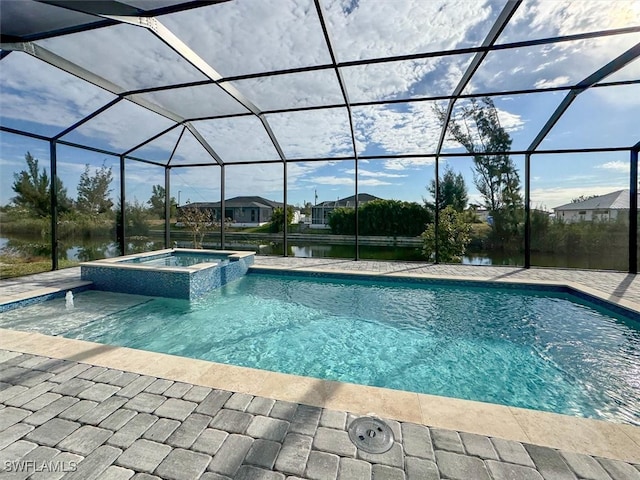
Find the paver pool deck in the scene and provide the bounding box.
[1,257,640,479]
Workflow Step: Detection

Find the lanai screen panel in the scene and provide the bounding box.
[498,0,640,42]
[124,1,202,8]
[321,0,508,62]
[127,127,183,165]
[132,84,251,121]
[266,108,353,160]
[62,100,176,153]
[466,33,640,94]
[192,117,280,163]
[37,23,208,91]
[226,70,345,112]
[0,0,103,39]
[341,54,475,103]
[169,129,219,166]
[599,56,640,84]
[539,83,640,150]
[446,93,566,152]
[353,102,446,156]
[159,0,332,77]
[0,52,116,137]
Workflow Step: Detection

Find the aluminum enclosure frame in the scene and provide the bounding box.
[1,0,639,273]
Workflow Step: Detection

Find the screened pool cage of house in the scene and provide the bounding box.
[1,0,640,273]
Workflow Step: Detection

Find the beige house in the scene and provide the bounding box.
[553,190,634,223]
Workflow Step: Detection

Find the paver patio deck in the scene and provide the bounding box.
[1,257,640,478]
[1,349,639,480]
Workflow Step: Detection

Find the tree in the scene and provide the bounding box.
[76,162,113,215]
[435,98,522,212]
[12,152,71,217]
[421,206,472,262]
[427,166,468,213]
[270,206,294,233]
[179,203,214,248]
[571,194,598,204]
[435,98,523,248]
[115,199,150,238]
[148,185,177,219]
[327,200,432,236]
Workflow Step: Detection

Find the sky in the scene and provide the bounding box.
[0,0,638,211]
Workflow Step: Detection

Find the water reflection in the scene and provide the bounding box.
[0,234,164,262]
[0,233,629,270]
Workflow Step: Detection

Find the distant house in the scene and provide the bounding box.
[179,196,283,226]
[311,193,381,227]
[466,204,491,222]
[553,190,634,223]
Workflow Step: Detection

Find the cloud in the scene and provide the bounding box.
[354,103,449,155]
[3,0,635,177]
[266,108,354,159]
[343,168,407,178]
[192,117,280,162]
[596,160,629,173]
[71,100,175,152]
[443,101,525,149]
[305,175,394,187]
[383,158,435,171]
[506,1,640,41]
[39,23,207,90]
[322,0,496,61]
[466,0,640,96]
[534,76,571,89]
[161,0,331,77]
[0,53,115,135]
[307,175,353,186]
[341,55,472,103]
[227,69,344,111]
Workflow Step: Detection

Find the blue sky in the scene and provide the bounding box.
[0,0,638,210]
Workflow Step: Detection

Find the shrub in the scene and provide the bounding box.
[422,206,472,262]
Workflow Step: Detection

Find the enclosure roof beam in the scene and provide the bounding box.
[184,123,224,166]
[434,0,522,159]
[53,98,123,140]
[3,0,227,43]
[0,41,221,166]
[0,42,185,125]
[36,0,228,18]
[313,0,358,162]
[166,126,186,167]
[122,124,182,157]
[528,42,640,152]
[0,126,51,142]
[0,124,169,165]
[106,14,288,163]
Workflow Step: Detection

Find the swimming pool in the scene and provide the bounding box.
[1,272,639,425]
[80,249,254,299]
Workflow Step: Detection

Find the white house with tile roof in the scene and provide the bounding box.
[553,189,634,223]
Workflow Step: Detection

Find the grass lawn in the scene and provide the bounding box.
[0,256,79,279]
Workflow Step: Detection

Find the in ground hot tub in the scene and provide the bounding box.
[80,248,254,299]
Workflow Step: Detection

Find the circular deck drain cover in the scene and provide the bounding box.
[348,416,394,454]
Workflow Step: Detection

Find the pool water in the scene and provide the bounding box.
[121,252,228,268]
[2,273,639,424]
